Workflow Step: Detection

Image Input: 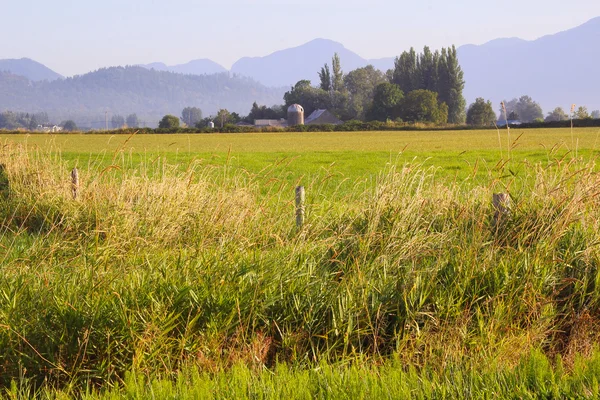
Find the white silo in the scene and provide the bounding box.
[287,104,305,126]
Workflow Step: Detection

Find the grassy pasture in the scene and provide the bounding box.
[2,128,600,398]
[3,127,600,169]
[3,127,600,196]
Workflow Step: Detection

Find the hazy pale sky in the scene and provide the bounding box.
[2,0,599,76]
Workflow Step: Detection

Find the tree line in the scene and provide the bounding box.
[3,49,600,131]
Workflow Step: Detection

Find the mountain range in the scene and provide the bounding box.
[458,16,600,115]
[0,67,283,129]
[140,59,227,75]
[1,17,599,125]
[230,38,394,88]
[0,58,63,82]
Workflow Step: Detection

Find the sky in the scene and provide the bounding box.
[2,0,600,77]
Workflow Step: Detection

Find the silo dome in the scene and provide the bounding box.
[287,104,305,126]
[288,104,304,113]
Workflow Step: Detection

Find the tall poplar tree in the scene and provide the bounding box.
[437,46,466,124]
[318,64,331,92]
[331,53,344,92]
[419,46,439,92]
[392,48,420,93]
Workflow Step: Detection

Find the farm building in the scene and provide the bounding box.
[496,119,521,127]
[36,124,63,133]
[254,119,288,127]
[250,105,342,127]
[305,109,342,125]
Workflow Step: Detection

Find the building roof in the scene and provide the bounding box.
[254,119,288,127]
[497,120,522,126]
[305,109,342,125]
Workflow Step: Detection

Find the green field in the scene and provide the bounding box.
[4,128,600,193]
[2,128,600,398]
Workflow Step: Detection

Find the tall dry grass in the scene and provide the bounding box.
[1,142,600,394]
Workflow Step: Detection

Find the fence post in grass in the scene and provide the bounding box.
[71,168,79,199]
[492,193,511,227]
[295,186,305,228]
[0,164,8,195]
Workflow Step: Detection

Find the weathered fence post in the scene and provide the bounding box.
[295,186,305,228]
[492,193,511,226]
[71,168,79,199]
[0,164,8,194]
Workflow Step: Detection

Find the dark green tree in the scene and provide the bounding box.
[331,53,344,92]
[318,64,332,92]
[0,111,19,129]
[62,120,78,132]
[111,115,125,129]
[501,96,543,122]
[574,106,590,119]
[158,115,180,129]
[126,113,139,128]
[284,80,330,116]
[214,109,232,128]
[245,102,285,123]
[366,83,404,121]
[419,46,439,92]
[181,107,203,127]
[196,117,214,128]
[466,98,497,126]
[437,46,466,124]
[343,65,387,120]
[545,107,568,122]
[400,89,447,124]
[392,48,420,93]
[28,114,38,131]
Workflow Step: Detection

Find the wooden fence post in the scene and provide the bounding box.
[71,168,79,199]
[492,193,511,226]
[0,164,7,194]
[295,186,305,228]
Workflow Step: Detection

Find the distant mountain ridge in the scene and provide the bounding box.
[140,59,227,75]
[0,58,63,82]
[231,38,395,87]
[457,16,600,114]
[0,66,284,128]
